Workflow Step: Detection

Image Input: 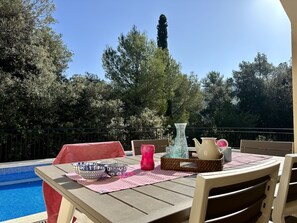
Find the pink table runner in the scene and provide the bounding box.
[224,152,270,169]
[66,164,193,194]
[66,152,271,194]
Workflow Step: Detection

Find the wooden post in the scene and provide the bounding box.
[280,0,297,153]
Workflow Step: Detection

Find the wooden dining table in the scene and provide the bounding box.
[35,151,284,223]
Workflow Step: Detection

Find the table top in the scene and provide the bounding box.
[35,152,284,223]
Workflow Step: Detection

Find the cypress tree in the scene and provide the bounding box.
[157,14,172,117]
[157,14,168,50]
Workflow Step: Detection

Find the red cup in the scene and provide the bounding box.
[140,144,155,170]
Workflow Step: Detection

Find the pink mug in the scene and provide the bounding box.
[140,144,155,170]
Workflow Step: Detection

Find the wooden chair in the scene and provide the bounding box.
[131,138,169,156]
[272,154,297,223]
[240,140,293,157]
[189,161,280,223]
[43,141,126,223]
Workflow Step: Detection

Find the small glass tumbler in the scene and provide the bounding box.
[140,144,155,170]
[166,145,181,158]
[219,147,232,162]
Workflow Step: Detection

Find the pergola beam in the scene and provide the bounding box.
[280,0,297,152]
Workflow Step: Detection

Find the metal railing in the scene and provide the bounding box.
[0,127,293,162]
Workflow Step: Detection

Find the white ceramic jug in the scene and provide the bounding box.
[193,137,222,160]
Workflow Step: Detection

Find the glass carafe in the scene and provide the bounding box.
[174,123,189,158]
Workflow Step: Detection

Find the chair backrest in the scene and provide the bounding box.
[43,141,125,223]
[240,140,293,157]
[189,161,280,223]
[53,141,126,164]
[272,154,297,223]
[131,138,169,156]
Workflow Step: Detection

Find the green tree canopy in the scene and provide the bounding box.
[0,0,73,129]
[200,71,258,127]
[56,74,124,128]
[233,53,271,126]
[102,26,168,118]
[232,53,293,128]
[0,0,72,80]
[264,62,293,128]
[102,26,203,126]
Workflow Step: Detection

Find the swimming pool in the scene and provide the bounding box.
[0,164,48,221]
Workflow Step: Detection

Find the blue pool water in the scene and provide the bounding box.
[0,165,47,221]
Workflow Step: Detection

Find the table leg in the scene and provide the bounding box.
[57,197,75,223]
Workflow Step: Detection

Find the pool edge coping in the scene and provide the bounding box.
[0,211,47,223]
[0,158,54,169]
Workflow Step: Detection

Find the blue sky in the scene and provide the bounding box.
[52,0,291,80]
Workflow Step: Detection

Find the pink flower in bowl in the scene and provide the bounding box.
[216,139,229,148]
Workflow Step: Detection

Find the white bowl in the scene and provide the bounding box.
[72,162,86,174]
[105,163,128,177]
[76,162,106,182]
